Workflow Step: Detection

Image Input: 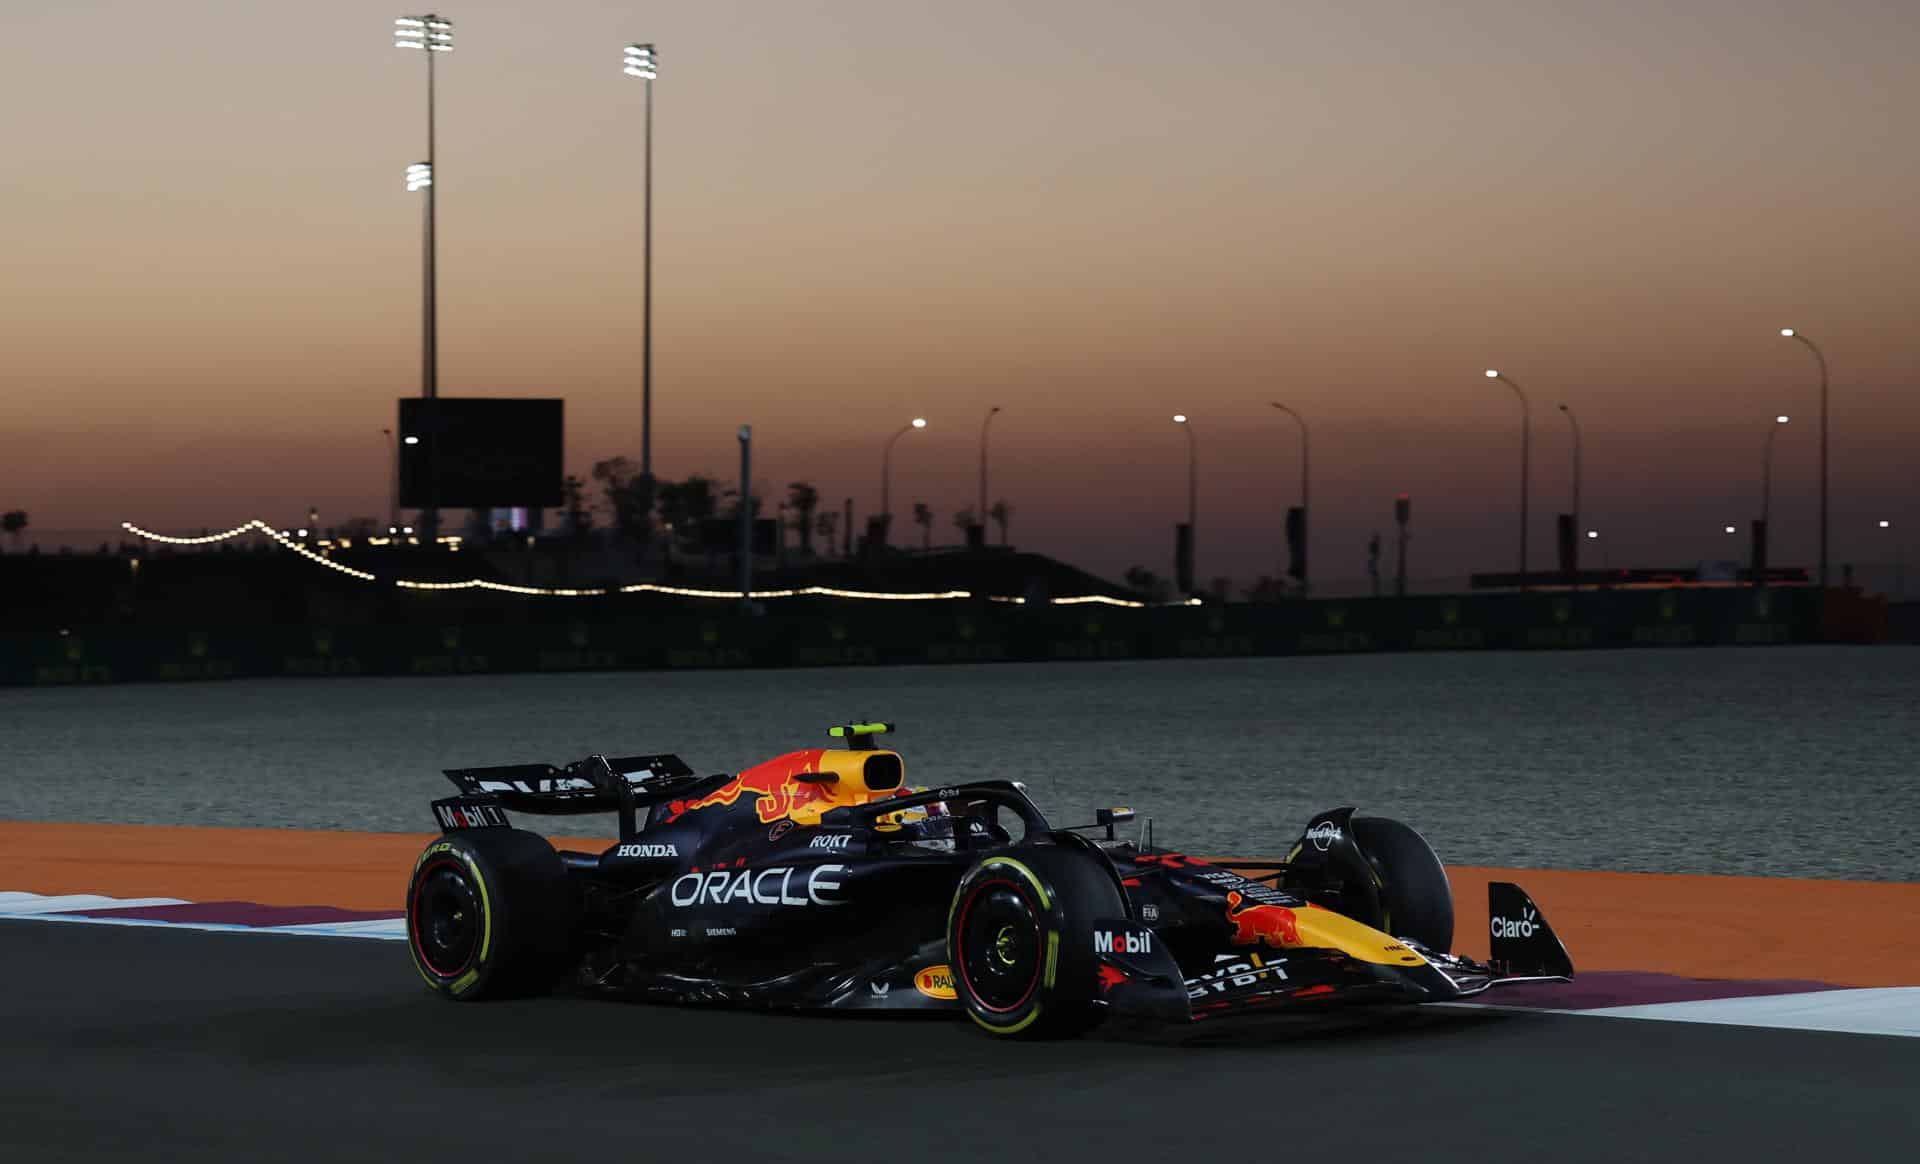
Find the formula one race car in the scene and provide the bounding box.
[405,724,1572,1037]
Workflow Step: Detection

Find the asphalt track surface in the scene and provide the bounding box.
[3,923,1914,1163]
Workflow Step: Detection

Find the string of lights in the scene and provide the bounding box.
[118,518,1174,606]
[396,579,610,597]
[120,520,268,545]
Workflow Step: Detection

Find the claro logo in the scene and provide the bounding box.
[1491,905,1538,939]
[670,865,849,908]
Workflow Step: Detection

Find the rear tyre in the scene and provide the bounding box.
[947,844,1125,1039]
[1352,816,1454,953]
[406,829,575,1000]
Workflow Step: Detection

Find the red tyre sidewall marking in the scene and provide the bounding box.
[410,857,478,979]
[956,877,1043,1014]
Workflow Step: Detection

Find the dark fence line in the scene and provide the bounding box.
[2,588,1878,687]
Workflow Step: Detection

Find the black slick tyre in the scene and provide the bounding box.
[405,829,575,1000]
[947,844,1125,1039]
[1352,816,1454,953]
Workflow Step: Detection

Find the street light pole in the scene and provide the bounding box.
[396,14,451,540]
[978,405,1001,533]
[737,425,752,606]
[1759,414,1790,589]
[624,44,658,483]
[1780,329,1829,589]
[1557,403,1581,588]
[1881,520,1903,599]
[880,418,926,547]
[1761,415,1790,528]
[1173,414,1197,592]
[1269,402,1309,594]
[1486,370,1531,589]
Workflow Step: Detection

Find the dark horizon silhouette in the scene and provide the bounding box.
[5,1,1916,584]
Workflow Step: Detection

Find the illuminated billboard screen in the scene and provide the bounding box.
[397,398,564,509]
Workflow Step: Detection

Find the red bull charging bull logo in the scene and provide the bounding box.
[663,750,831,824]
[1224,890,1303,949]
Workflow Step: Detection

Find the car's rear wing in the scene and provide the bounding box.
[439,754,720,839]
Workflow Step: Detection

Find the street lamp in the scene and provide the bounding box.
[1779,328,1830,589]
[1557,403,1581,585]
[1173,414,1197,593]
[1269,402,1309,594]
[1172,415,1197,530]
[395,13,451,540]
[624,43,658,483]
[1486,370,1531,588]
[1756,414,1790,589]
[978,405,1001,539]
[1879,520,1903,599]
[1761,414,1790,528]
[879,418,926,546]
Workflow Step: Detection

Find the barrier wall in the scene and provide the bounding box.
[0,587,1840,686]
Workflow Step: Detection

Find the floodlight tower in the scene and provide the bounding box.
[394,15,451,401]
[395,14,451,540]
[624,43,659,482]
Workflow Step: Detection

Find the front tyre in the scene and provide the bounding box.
[406,829,575,1000]
[1352,816,1454,953]
[947,845,1125,1039]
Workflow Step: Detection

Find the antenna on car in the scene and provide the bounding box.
[829,722,894,751]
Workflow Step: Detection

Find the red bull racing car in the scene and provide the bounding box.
[406,724,1572,1037]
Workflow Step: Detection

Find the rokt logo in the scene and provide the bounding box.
[1491,905,1538,939]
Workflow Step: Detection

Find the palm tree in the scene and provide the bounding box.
[787,481,820,555]
[912,502,934,551]
[989,499,1012,545]
[952,507,977,538]
[1,509,26,552]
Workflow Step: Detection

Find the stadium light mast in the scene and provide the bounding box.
[1486,370,1532,589]
[396,14,451,540]
[394,15,451,400]
[624,43,658,484]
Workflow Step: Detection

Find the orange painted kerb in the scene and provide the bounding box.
[2,821,1916,988]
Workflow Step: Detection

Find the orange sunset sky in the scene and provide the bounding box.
[4,0,1916,586]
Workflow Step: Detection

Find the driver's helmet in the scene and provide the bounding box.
[877,787,958,852]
